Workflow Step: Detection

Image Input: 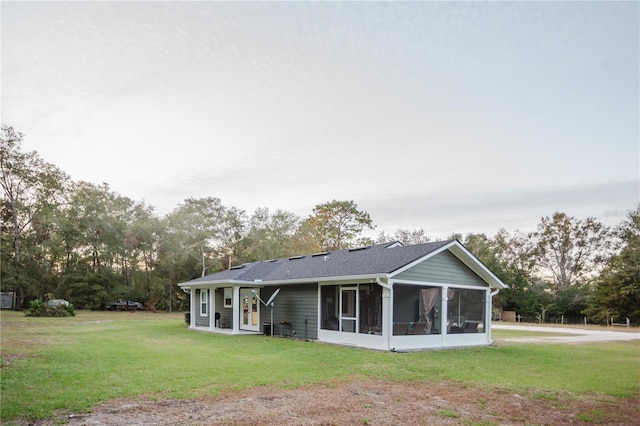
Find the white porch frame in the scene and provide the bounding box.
[317,278,493,351]
[187,284,261,335]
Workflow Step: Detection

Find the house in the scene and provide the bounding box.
[177,240,507,351]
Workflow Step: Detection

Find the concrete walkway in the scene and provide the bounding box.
[492,323,640,343]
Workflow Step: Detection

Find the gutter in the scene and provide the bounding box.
[178,273,389,288]
[376,277,392,290]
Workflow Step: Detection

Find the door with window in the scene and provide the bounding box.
[240,288,260,331]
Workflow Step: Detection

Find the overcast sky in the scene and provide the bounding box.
[2,1,638,240]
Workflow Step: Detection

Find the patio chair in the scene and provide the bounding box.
[462,321,478,333]
[393,322,408,335]
[408,321,427,335]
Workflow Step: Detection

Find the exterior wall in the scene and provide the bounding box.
[394,250,486,287]
[214,288,233,327]
[260,284,318,340]
[194,289,210,328]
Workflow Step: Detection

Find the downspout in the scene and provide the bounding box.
[488,288,500,344]
[376,278,392,290]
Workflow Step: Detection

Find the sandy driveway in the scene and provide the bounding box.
[492,323,640,343]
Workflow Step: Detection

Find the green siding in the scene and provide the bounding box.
[394,250,487,287]
[260,284,318,340]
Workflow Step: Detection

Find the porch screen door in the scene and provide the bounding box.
[240,288,260,331]
[340,287,357,333]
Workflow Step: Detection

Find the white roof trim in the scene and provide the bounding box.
[178,273,389,288]
[392,278,492,291]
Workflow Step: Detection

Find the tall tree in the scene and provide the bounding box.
[583,205,640,325]
[306,200,375,251]
[241,207,300,262]
[377,228,431,245]
[532,212,611,290]
[289,220,323,255]
[218,206,247,269]
[1,126,68,307]
[159,197,247,277]
[531,212,611,320]
[491,229,541,317]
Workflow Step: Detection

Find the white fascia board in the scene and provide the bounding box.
[392,278,491,291]
[178,274,388,288]
[177,279,246,288]
[183,273,388,288]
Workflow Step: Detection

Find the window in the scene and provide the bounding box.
[224,288,232,308]
[200,289,208,316]
[359,284,382,334]
[320,284,382,334]
[321,285,339,330]
[393,285,441,335]
[446,289,485,334]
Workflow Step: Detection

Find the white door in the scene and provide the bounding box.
[240,288,260,331]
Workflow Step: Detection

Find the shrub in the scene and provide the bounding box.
[26,299,75,317]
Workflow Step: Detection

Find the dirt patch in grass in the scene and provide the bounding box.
[21,380,639,425]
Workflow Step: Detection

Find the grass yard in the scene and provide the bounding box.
[1,310,639,424]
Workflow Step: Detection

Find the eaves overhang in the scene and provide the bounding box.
[178,273,390,288]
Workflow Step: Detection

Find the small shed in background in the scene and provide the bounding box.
[1,292,17,310]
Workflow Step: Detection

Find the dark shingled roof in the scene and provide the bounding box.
[182,240,454,285]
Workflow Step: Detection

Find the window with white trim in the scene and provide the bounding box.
[200,289,208,316]
[224,288,232,308]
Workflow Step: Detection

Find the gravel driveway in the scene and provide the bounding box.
[492,323,640,344]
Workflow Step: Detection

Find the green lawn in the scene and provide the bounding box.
[1,310,638,422]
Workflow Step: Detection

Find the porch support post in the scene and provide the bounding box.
[485,288,492,343]
[232,285,240,334]
[383,281,392,351]
[208,288,214,331]
[441,285,448,347]
[190,288,196,328]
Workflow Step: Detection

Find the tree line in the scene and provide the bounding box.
[1,126,638,324]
